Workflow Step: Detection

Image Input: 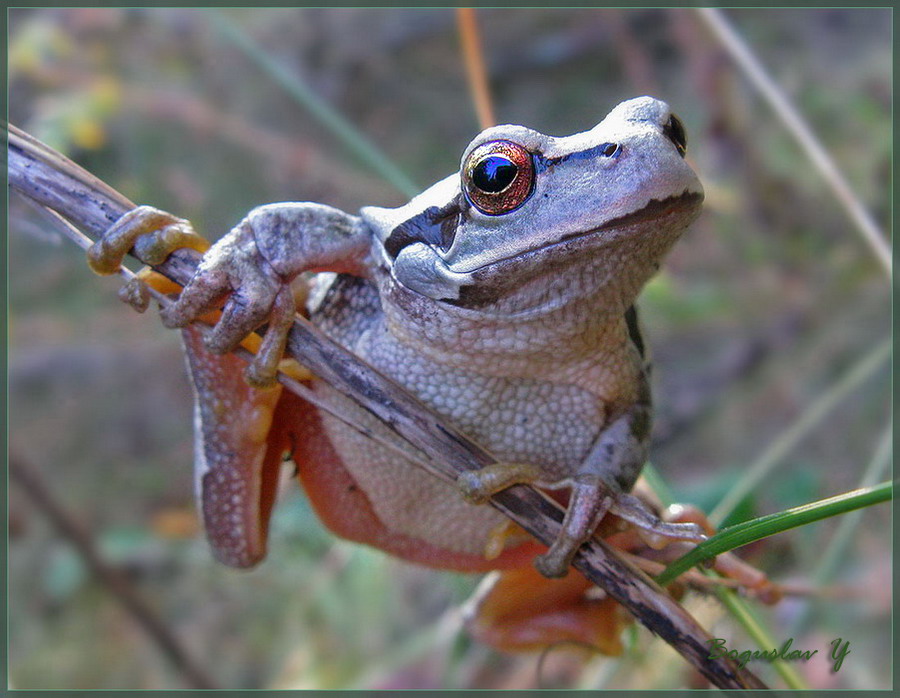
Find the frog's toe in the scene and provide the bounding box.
[456,462,543,504]
[609,493,707,548]
[117,277,151,313]
[132,218,208,266]
[244,361,279,389]
[242,285,297,389]
[204,284,279,355]
[534,542,577,578]
[457,471,490,504]
[87,205,207,275]
[158,267,230,329]
[86,241,124,275]
[663,502,717,536]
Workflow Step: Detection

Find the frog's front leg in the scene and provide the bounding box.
[87,203,370,566]
[88,202,371,386]
[458,376,704,578]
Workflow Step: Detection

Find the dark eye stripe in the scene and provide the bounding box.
[383,196,463,259]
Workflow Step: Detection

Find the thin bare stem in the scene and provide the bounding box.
[695,8,891,278]
[457,8,496,130]
[9,450,218,689]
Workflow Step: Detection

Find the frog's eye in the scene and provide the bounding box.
[663,114,687,157]
[462,140,535,215]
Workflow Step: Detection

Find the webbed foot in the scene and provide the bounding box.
[89,205,298,388]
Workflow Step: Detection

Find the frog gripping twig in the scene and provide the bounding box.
[88,97,705,581]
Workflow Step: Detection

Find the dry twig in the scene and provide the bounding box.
[456,8,496,130]
[695,8,892,277]
[9,450,218,689]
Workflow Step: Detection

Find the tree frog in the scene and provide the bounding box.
[88,96,705,649]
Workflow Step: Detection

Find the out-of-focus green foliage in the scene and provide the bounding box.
[8,7,891,690]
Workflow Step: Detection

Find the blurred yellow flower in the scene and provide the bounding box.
[70,117,106,150]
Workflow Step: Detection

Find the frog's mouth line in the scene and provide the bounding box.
[443,190,703,310]
[559,189,704,245]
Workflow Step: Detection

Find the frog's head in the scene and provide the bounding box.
[363,97,703,316]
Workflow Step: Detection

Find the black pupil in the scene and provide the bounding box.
[473,156,517,193]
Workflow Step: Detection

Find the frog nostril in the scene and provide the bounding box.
[600,142,620,158]
[663,114,687,157]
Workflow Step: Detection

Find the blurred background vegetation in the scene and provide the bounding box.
[8,7,891,690]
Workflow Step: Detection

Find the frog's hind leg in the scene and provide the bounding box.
[656,503,782,603]
[181,325,288,568]
[90,207,308,566]
[464,564,631,656]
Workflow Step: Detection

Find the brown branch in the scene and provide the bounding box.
[6,122,767,690]
[9,449,218,689]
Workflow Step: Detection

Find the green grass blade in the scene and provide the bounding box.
[711,579,809,689]
[709,338,891,526]
[657,481,893,587]
[209,10,420,198]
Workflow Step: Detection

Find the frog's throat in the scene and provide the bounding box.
[390,190,703,304]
